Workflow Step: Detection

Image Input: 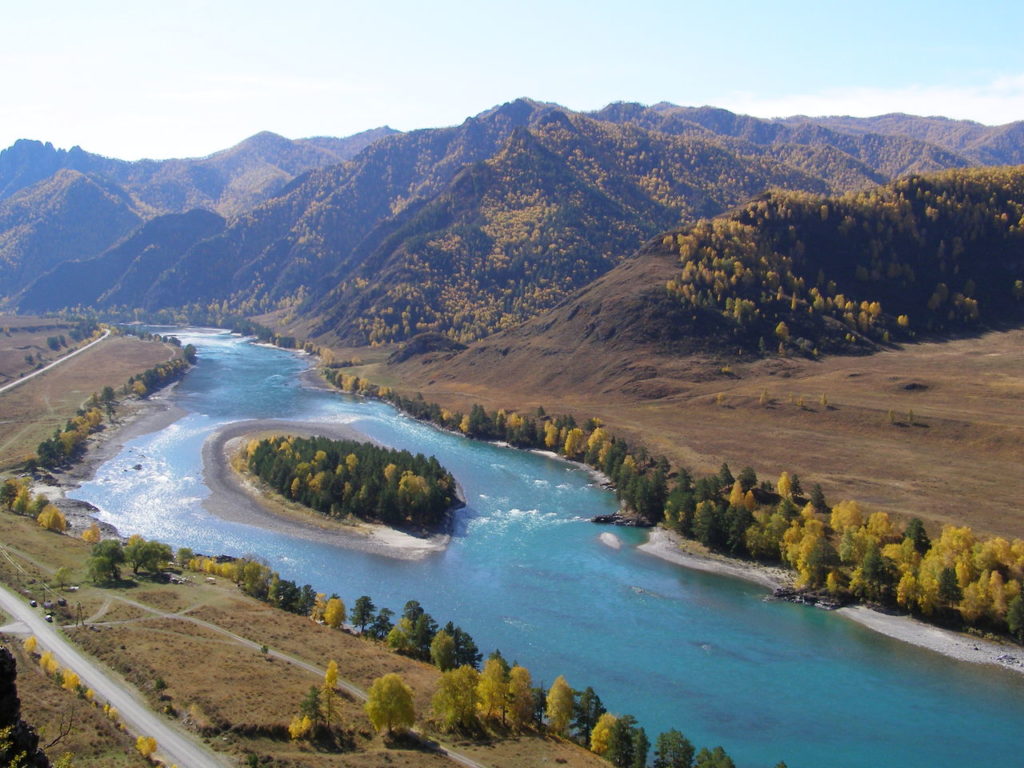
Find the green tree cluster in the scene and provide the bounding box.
[246,434,457,528]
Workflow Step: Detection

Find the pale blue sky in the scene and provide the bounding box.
[3,0,1022,159]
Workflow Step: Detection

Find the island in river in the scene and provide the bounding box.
[204,419,459,560]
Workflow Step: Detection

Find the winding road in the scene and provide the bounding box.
[0,582,229,768]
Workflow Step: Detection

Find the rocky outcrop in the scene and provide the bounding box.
[591,511,654,527]
[0,646,51,767]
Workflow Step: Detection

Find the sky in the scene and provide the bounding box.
[2,0,1023,160]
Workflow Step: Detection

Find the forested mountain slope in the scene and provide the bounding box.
[789,113,1024,166]
[0,170,141,294]
[4,102,1022,349]
[303,108,835,345]
[398,166,1024,394]
[591,103,975,185]
[16,210,226,312]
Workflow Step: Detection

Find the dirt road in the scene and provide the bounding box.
[0,328,111,396]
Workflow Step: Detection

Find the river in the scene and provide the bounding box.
[71,328,1024,767]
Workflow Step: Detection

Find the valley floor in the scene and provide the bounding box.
[365,328,1024,540]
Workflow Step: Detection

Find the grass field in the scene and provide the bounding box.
[336,329,1024,540]
[0,323,178,470]
[0,513,609,767]
[0,316,90,385]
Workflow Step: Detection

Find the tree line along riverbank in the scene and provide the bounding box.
[318,364,1024,650]
[1,489,760,768]
[14,322,1024,661]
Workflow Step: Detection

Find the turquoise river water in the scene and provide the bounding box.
[71,329,1023,767]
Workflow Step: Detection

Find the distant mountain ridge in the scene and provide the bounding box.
[0,126,399,216]
[783,113,1024,166]
[4,100,1023,350]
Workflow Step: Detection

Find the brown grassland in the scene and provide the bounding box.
[329,328,1024,539]
[0,514,608,767]
[0,319,179,470]
[0,316,88,385]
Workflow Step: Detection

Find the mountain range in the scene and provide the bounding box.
[3,99,1023,357]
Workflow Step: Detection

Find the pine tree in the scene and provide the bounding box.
[1007,595,1024,641]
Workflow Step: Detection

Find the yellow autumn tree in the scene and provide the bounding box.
[324,597,346,629]
[398,471,430,512]
[829,500,864,532]
[960,577,990,623]
[477,657,509,723]
[432,665,479,731]
[591,712,617,754]
[310,593,327,623]
[562,428,586,459]
[728,480,745,508]
[365,673,415,734]
[587,427,610,453]
[61,670,80,692]
[288,714,312,740]
[37,505,67,532]
[323,660,339,725]
[507,665,534,732]
[776,472,792,500]
[782,518,836,587]
[39,651,59,676]
[543,421,560,449]
[136,736,157,758]
[865,511,896,542]
[545,675,573,736]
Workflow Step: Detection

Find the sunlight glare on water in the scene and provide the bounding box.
[72,330,1024,768]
